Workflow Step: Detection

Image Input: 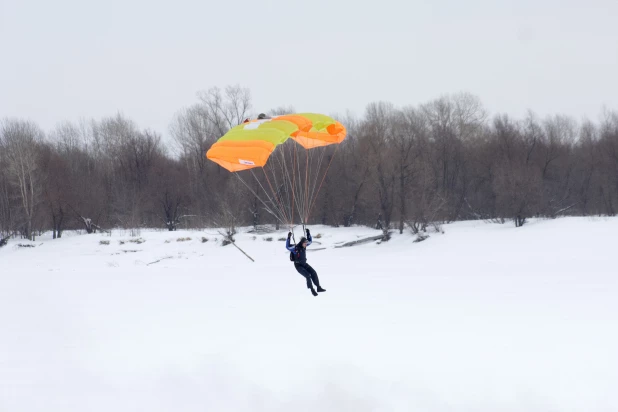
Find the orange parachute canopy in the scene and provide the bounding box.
[206,113,346,172]
[291,113,347,149]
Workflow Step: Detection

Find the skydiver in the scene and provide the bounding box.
[286,228,325,297]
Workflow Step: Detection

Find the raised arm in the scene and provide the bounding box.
[285,232,295,251]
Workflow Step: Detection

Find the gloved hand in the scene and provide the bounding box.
[287,232,292,239]
[305,228,310,236]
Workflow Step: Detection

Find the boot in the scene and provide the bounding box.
[310,288,318,296]
[316,286,326,292]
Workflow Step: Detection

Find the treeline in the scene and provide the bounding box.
[2,85,618,241]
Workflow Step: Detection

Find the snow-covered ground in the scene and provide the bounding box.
[1,217,617,411]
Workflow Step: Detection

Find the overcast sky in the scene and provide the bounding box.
[1,0,617,138]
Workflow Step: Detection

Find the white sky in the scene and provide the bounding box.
[1,0,617,138]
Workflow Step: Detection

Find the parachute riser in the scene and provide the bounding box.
[288,220,308,245]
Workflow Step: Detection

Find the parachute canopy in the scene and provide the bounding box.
[292,113,346,149]
[206,113,346,172]
[205,112,347,227]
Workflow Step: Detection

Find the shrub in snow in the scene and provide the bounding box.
[177,237,191,242]
[201,237,208,243]
[414,233,429,243]
[264,237,273,242]
[100,240,110,245]
[407,221,443,235]
[128,238,145,244]
[278,237,286,241]
[222,239,232,246]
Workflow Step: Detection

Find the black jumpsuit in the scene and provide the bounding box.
[287,236,321,289]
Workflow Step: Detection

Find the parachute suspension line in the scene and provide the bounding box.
[303,148,309,227]
[234,172,287,225]
[306,144,341,224]
[281,145,297,228]
[248,169,288,223]
[300,147,315,229]
[291,142,305,227]
[293,144,327,230]
[270,141,296,230]
[297,144,309,230]
[271,143,295,230]
[266,152,287,224]
[291,142,297,230]
[262,168,292,227]
[306,145,328,224]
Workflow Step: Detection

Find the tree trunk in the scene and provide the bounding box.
[399,169,405,234]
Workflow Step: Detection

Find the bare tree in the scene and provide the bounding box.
[408,131,446,232]
[43,121,94,238]
[421,93,486,221]
[197,85,252,137]
[573,120,598,215]
[170,104,215,175]
[268,105,296,116]
[0,160,16,236]
[0,119,44,239]
[491,114,542,227]
[534,115,575,216]
[38,146,67,238]
[597,110,618,215]
[362,102,397,238]
[321,113,370,227]
[211,178,249,241]
[392,107,424,233]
